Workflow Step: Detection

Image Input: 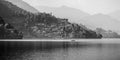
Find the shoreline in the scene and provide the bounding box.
[0,39,120,44]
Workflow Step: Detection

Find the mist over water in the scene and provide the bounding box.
[1,40,120,60]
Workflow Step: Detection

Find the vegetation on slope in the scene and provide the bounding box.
[0,16,23,39]
[0,0,102,39]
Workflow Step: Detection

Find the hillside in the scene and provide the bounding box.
[0,0,102,39]
[0,0,32,30]
[7,0,39,13]
[35,6,90,23]
[0,16,23,39]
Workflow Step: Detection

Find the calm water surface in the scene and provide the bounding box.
[1,40,120,60]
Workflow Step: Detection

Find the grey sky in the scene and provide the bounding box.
[23,0,120,14]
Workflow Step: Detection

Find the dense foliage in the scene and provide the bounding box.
[0,16,23,39]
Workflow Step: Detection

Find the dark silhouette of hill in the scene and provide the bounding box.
[0,0,32,31]
[0,0,102,39]
[0,16,23,39]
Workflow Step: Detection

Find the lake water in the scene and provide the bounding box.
[1,39,120,60]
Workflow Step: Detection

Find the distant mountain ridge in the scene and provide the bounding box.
[81,13,120,34]
[108,10,120,21]
[35,5,90,23]
[6,0,39,13]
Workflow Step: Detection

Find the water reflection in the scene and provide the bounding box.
[1,41,120,60]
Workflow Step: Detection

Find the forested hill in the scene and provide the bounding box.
[0,0,102,39]
[0,16,23,39]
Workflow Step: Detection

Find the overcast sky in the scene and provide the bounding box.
[23,0,120,14]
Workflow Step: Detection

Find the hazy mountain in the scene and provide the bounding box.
[95,28,120,38]
[7,0,39,13]
[35,5,90,23]
[108,10,120,21]
[0,0,102,39]
[81,13,120,34]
